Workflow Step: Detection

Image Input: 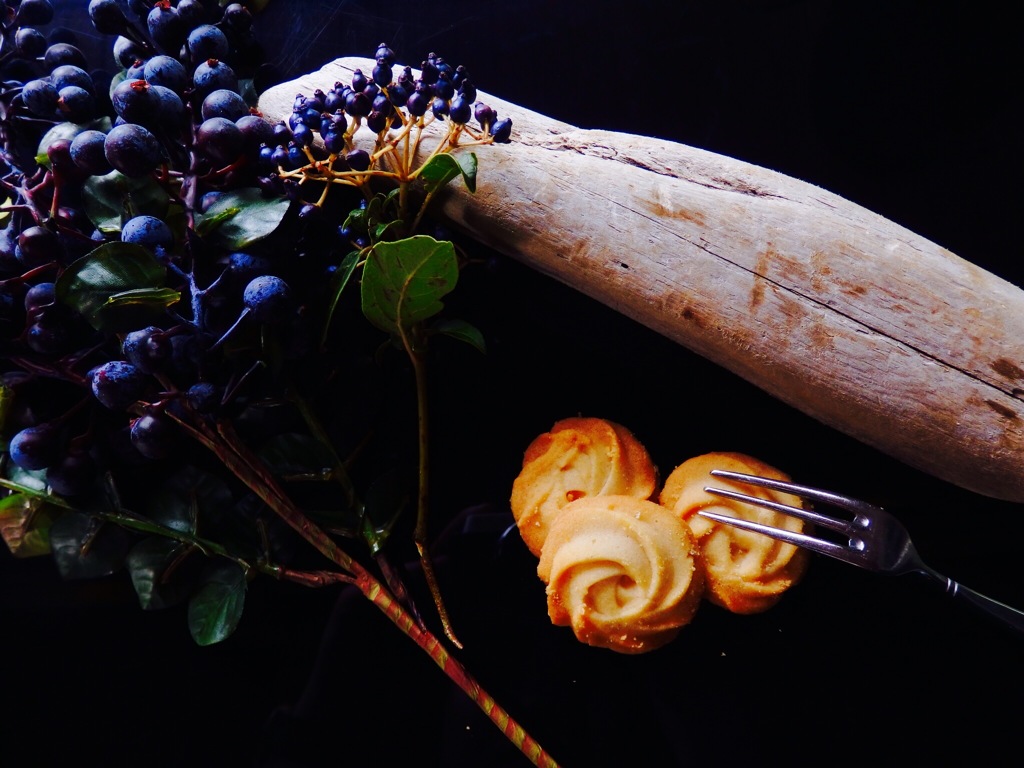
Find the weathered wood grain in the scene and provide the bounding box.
[261,57,1024,502]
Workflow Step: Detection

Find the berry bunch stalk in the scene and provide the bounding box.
[0,4,540,762]
[277,45,511,234]
[276,46,514,649]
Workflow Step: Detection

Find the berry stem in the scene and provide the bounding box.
[163,407,560,767]
[400,327,462,649]
[355,572,561,768]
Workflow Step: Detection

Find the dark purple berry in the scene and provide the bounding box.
[344,90,371,118]
[70,130,113,175]
[374,43,396,67]
[17,226,62,268]
[142,55,188,95]
[449,94,471,124]
[474,103,496,130]
[90,360,147,410]
[16,0,55,27]
[193,59,239,100]
[121,215,173,251]
[104,122,164,177]
[130,411,176,459]
[14,27,47,58]
[202,88,250,122]
[24,283,56,316]
[345,149,370,172]
[21,78,59,117]
[186,23,229,64]
[490,117,513,143]
[46,452,96,496]
[185,382,221,413]
[372,61,393,88]
[365,110,388,133]
[196,117,245,165]
[56,85,95,122]
[122,326,172,374]
[9,425,60,471]
[44,43,88,71]
[405,90,428,117]
[147,2,187,54]
[350,69,368,93]
[89,0,129,34]
[243,275,293,323]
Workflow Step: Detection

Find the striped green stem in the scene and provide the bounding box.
[171,407,559,766]
[360,575,561,768]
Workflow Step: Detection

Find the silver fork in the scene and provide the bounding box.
[701,469,1024,635]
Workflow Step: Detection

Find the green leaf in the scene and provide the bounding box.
[108,70,126,101]
[258,432,336,477]
[193,206,241,236]
[103,287,182,318]
[342,206,367,235]
[194,188,291,248]
[0,493,61,558]
[83,170,169,234]
[54,241,167,330]
[320,250,361,346]
[432,318,487,353]
[419,151,478,195]
[188,563,247,646]
[0,382,13,433]
[361,470,410,554]
[146,466,234,536]
[50,511,133,580]
[4,465,48,492]
[373,219,404,243]
[125,536,196,610]
[360,236,459,342]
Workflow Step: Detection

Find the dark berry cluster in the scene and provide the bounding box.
[0,0,515,653]
[0,1,309,506]
[270,43,512,216]
[0,12,559,758]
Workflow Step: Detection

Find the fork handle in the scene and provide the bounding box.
[935,576,1024,635]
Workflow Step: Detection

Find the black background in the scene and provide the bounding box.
[2,2,1022,767]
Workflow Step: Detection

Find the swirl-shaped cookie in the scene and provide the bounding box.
[537,495,703,654]
[510,417,658,557]
[659,452,810,614]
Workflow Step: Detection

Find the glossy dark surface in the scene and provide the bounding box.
[2,3,1022,766]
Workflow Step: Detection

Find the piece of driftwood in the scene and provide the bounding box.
[261,57,1024,503]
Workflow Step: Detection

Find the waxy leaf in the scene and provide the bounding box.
[361,469,410,554]
[320,250,361,345]
[4,464,47,492]
[35,118,111,167]
[126,536,197,610]
[146,466,234,536]
[361,236,458,342]
[432,318,486,353]
[103,287,181,316]
[194,187,291,248]
[54,242,167,330]
[258,432,336,477]
[188,563,247,646]
[50,511,133,580]
[419,151,478,195]
[83,170,170,233]
[0,493,60,558]
[0,382,13,433]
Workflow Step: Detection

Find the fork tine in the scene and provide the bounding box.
[701,484,860,539]
[696,508,849,559]
[709,469,879,518]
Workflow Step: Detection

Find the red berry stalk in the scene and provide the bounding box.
[169,407,560,767]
